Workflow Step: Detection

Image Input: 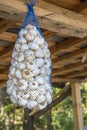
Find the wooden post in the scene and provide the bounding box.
[46,110,52,130]
[71,82,84,130]
[23,108,35,130]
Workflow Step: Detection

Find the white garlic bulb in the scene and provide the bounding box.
[46,92,52,104]
[30,90,39,100]
[17,63,25,70]
[29,81,38,90]
[17,79,28,90]
[27,100,38,109]
[15,69,22,79]
[35,76,45,85]
[38,103,47,110]
[35,58,44,67]
[7,24,52,110]
[37,95,45,104]
[18,96,27,106]
[20,44,28,52]
[35,49,43,58]
[10,95,18,104]
[28,42,39,50]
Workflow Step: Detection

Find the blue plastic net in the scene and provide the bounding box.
[22,0,43,37]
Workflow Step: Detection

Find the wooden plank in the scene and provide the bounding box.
[0,0,87,37]
[0,32,17,42]
[53,48,87,66]
[52,61,87,75]
[0,20,14,34]
[64,69,87,79]
[50,36,87,55]
[71,82,84,130]
[0,45,13,57]
[51,77,84,83]
[0,74,8,80]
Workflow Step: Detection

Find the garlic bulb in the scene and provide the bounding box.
[20,44,28,52]
[37,95,45,104]
[15,69,22,79]
[17,63,25,70]
[38,103,47,110]
[27,100,38,109]
[7,24,52,110]
[10,95,18,104]
[28,42,39,50]
[35,58,44,68]
[29,81,38,90]
[17,79,28,90]
[35,49,43,58]
[30,90,39,100]
[18,96,27,106]
[35,76,45,85]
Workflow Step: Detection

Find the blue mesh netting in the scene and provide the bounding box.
[22,0,43,37]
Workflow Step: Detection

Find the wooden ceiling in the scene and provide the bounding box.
[0,0,87,87]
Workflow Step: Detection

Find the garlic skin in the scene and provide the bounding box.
[37,95,45,104]
[30,90,39,100]
[25,50,35,61]
[17,63,25,70]
[15,69,22,79]
[17,38,27,44]
[35,58,44,68]
[44,59,51,68]
[19,29,27,38]
[26,61,35,71]
[10,95,18,104]
[29,81,38,90]
[43,48,50,58]
[35,76,45,85]
[35,49,43,58]
[17,53,24,62]
[7,86,14,95]
[27,100,38,109]
[38,103,47,110]
[38,86,46,95]
[34,36,44,45]
[20,44,28,52]
[17,79,28,90]
[15,43,20,52]
[18,96,27,106]
[46,92,52,104]
[28,42,39,50]
[10,67,16,76]
[7,24,52,110]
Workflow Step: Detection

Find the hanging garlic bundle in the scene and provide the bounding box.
[7,24,52,110]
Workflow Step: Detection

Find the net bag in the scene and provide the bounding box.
[7,0,52,110]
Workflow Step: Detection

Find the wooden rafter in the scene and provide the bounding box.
[50,36,87,55]
[0,0,87,37]
[53,48,87,66]
[52,61,87,76]
[0,19,14,34]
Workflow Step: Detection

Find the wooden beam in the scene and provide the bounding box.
[0,74,8,80]
[52,61,87,75]
[71,82,84,130]
[64,69,87,79]
[50,36,87,55]
[0,32,17,42]
[0,19,14,34]
[53,48,87,66]
[0,0,87,37]
[51,77,84,83]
